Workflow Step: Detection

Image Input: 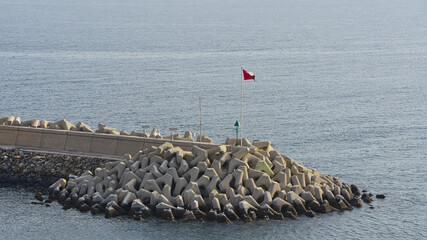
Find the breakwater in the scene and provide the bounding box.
[1,115,377,222]
[0,124,220,158]
[45,140,371,223]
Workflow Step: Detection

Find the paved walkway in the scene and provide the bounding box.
[0,145,121,161]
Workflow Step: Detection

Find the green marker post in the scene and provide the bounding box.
[234,121,240,146]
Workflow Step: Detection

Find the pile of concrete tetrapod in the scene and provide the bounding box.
[1,115,213,142]
[48,140,363,222]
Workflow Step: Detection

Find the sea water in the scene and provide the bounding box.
[0,0,426,239]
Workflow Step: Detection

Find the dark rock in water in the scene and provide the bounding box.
[75,197,85,209]
[248,210,257,220]
[181,210,197,221]
[70,193,79,205]
[90,204,104,215]
[83,194,92,206]
[361,193,373,203]
[206,209,218,221]
[369,205,375,209]
[79,203,91,212]
[282,205,297,216]
[259,204,280,220]
[45,204,50,207]
[44,199,53,204]
[284,210,298,220]
[319,200,337,213]
[35,191,43,201]
[194,209,207,219]
[63,197,71,206]
[141,206,153,218]
[31,201,44,205]
[376,194,386,199]
[271,212,284,220]
[351,185,361,196]
[224,208,239,220]
[105,205,121,218]
[304,209,316,218]
[336,200,348,211]
[62,204,71,210]
[107,201,126,215]
[171,207,185,219]
[158,208,174,220]
[336,195,353,210]
[350,196,363,208]
[241,213,252,222]
[294,199,308,214]
[57,189,69,204]
[58,194,66,204]
[308,200,323,213]
[217,213,231,223]
[49,190,59,200]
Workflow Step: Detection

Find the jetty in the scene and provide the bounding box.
[1,115,372,222]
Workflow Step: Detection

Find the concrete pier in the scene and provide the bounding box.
[0,125,225,157]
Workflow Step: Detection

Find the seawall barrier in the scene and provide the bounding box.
[0,125,225,157]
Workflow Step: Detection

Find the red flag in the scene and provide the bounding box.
[242,69,255,80]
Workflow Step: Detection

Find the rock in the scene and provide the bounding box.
[351,184,361,196]
[191,145,208,166]
[301,191,316,203]
[149,128,162,138]
[197,135,213,143]
[49,178,67,195]
[20,118,40,127]
[182,210,197,221]
[361,193,373,203]
[58,190,69,204]
[255,161,274,177]
[12,117,21,126]
[307,200,322,213]
[350,196,363,208]
[376,194,386,199]
[252,140,271,149]
[90,204,104,215]
[35,192,43,201]
[171,207,185,219]
[105,205,121,218]
[238,200,257,216]
[79,203,91,212]
[2,116,15,125]
[217,213,232,223]
[193,209,207,219]
[104,201,125,218]
[39,120,50,128]
[284,210,298,220]
[57,119,74,130]
[206,209,218,220]
[224,205,239,220]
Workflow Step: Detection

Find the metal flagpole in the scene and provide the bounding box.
[240,68,243,142]
[199,96,202,142]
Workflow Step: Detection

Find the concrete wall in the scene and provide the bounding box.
[0,125,225,157]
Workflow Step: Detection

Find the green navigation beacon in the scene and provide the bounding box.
[234,121,240,146]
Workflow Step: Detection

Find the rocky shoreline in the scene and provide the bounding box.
[0,147,111,189]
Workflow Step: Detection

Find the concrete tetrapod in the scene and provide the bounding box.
[47,139,364,223]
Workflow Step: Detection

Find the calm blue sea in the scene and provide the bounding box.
[1,0,426,239]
